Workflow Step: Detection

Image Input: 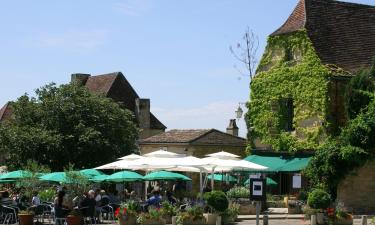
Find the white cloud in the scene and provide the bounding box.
[113,0,152,16]
[35,29,109,52]
[152,101,248,138]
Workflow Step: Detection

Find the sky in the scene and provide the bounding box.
[0,0,374,137]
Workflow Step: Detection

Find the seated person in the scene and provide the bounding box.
[146,191,162,208]
[166,190,177,205]
[1,191,16,206]
[31,191,41,206]
[79,191,97,218]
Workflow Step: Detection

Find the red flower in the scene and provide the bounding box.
[115,208,120,217]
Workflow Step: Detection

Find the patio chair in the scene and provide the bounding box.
[80,206,97,225]
[100,204,114,223]
[53,206,67,225]
[1,205,18,225]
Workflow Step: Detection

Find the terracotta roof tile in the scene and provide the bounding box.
[0,102,13,122]
[271,0,375,73]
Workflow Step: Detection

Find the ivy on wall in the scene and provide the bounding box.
[246,30,334,151]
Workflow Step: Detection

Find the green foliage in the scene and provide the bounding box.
[307,188,331,210]
[246,30,334,151]
[204,191,229,212]
[220,203,240,224]
[226,186,250,199]
[64,164,90,198]
[306,64,375,198]
[137,207,163,224]
[346,68,375,119]
[39,188,56,202]
[160,201,177,216]
[176,206,204,225]
[0,83,138,170]
[17,160,50,199]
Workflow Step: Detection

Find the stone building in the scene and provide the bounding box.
[139,122,245,158]
[250,0,375,212]
[0,72,166,139]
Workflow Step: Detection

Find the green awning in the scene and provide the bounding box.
[143,171,191,181]
[79,169,104,178]
[105,171,144,182]
[278,157,311,172]
[244,155,311,172]
[244,177,278,186]
[207,174,237,182]
[90,174,109,183]
[0,170,32,179]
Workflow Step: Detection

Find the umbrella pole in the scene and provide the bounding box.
[211,168,214,190]
[199,170,203,200]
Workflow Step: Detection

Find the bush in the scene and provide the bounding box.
[307,189,331,210]
[226,187,250,199]
[204,191,229,212]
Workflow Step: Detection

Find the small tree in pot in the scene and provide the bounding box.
[307,188,331,225]
[203,191,229,225]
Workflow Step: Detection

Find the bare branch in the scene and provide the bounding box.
[230,27,259,83]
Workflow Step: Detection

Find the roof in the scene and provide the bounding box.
[85,72,166,130]
[139,129,246,146]
[271,0,375,73]
[0,102,13,122]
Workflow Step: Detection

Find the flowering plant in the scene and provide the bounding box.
[326,207,353,224]
[137,207,164,224]
[115,201,139,220]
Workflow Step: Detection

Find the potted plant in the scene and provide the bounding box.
[137,207,166,225]
[176,206,205,225]
[18,210,34,225]
[115,201,139,225]
[160,201,177,224]
[327,208,353,225]
[307,188,331,225]
[220,203,240,224]
[66,209,82,225]
[203,191,229,225]
[226,187,256,215]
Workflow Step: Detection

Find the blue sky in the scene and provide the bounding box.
[0,0,373,137]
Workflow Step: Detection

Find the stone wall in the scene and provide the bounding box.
[337,160,375,214]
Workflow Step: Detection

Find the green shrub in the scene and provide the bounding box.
[226,187,250,199]
[204,191,229,212]
[307,189,331,210]
[39,188,56,202]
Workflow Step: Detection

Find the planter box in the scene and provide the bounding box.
[204,213,218,225]
[163,215,172,224]
[66,215,81,225]
[179,219,205,225]
[118,216,137,225]
[230,198,256,215]
[141,219,166,225]
[332,218,353,225]
[18,214,34,225]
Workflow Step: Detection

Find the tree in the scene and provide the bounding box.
[0,83,138,171]
[230,27,259,81]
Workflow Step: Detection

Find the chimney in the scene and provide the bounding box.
[135,98,150,129]
[71,73,90,86]
[227,119,239,137]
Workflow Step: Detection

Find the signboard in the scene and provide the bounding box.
[249,178,266,201]
[292,174,301,189]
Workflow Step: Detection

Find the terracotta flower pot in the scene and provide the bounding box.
[118,216,137,225]
[18,214,34,225]
[66,215,81,225]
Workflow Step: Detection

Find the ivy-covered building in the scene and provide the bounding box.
[248,0,375,152]
[247,0,375,212]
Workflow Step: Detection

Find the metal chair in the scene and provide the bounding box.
[1,205,18,225]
